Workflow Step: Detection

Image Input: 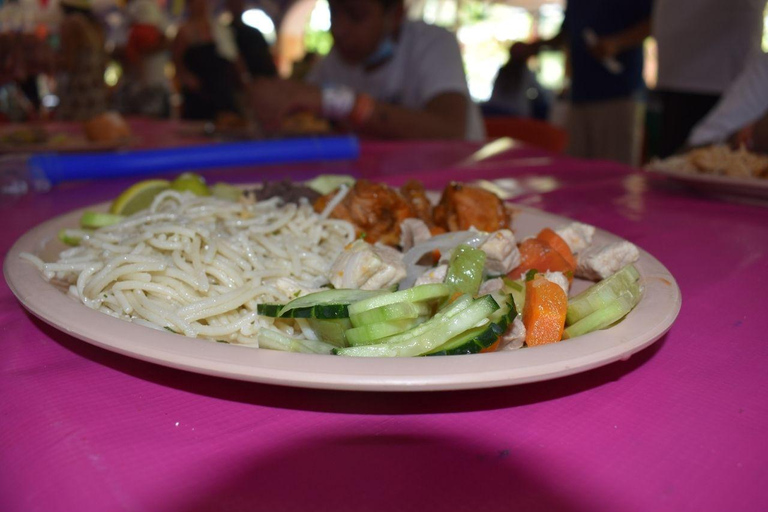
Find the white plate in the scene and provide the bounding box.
[646,157,768,202]
[4,203,681,391]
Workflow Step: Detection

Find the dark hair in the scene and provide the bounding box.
[375,0,403,9]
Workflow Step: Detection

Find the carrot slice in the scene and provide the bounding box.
[536,228,577,270]
[510,238,573,279]
[522,275,568,346]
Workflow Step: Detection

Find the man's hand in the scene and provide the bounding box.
[250,78,322,133]
[588,36,622,61]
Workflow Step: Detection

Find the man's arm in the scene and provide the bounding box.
[249,79,467,139]
[589,19,651,60]
[688,53,768,147]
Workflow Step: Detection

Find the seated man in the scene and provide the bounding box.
[250,0,484,140]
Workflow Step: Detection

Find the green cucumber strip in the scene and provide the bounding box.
[566,264,641,325]
[257,328,335,354]
[347,283,451,317]
[346,318,420,346]
[334,294,499,357]
[80,211,125,229]
[306,318,352,347]
[211,182,243,202]
[58,228,90,246]
[349,301,431,328]
[256,303,283,317]
[445,244,487,296]
[502,277,525,312]
[564,284,641,339]
[278,288,387,318]
[427,322,502,356]
[430,293,517,356]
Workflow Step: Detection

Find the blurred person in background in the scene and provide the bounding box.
[172,0,239,120]
[250,0,484,140]
[115,0,171,117]
[514,0,652,165]
[653,0,766,157]
[225,0,276,79]
[484,41,552,119]
[687,52,768,150]
[55,0,108,121]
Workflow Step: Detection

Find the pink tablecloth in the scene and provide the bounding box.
[1,136,767,512]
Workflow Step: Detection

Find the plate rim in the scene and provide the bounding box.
[3,200,682,392]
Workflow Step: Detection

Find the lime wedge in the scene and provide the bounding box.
[170,173,210,196]
[109,179,171,215]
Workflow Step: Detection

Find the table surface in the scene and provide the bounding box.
[1,129,767,512]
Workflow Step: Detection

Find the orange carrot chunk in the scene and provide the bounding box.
[522,275,568,346]
[536,228,577,270]
[510,238,573,279]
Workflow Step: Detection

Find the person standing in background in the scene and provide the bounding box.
[513,0,652,166]
[687,52,768,149]
[653,0,766,157]
[172,0,239,120]
[117,0,171,117]
[226,0,277,79]
[55,0,108,121]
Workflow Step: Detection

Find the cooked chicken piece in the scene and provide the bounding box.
[399,218,433,251]
[555,222,595,255]
[314,180,414,246]
[478,277,504,296]
[414,264,448,286]
[400,180,434,224]
[500,316,526,350]
[480,229,520,274]
[575,241,639,281]
[433,182,510,232]
[328,240,406,290]
[542,271,570,296]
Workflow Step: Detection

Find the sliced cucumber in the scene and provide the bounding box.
[346,318,421,346]
[429,293,517,356]
[334,294,499,357]
[278,288,387,319]
[80,211,125,229]
[444,244,486,296]
[58,228,90,246]
[564,283,641,339]
[502,277,525,312]
[306,318,352,347]
[256,303,283,317]
[211,182,243,202]
[347,283,451,317]
[566,264,641,325]
[427,323,502,356]
[349,301,431,328]
[257,328,336,354]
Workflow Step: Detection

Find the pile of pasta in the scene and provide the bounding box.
[22,191,356,344]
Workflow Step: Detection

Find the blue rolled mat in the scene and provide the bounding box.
[29,136,360,186]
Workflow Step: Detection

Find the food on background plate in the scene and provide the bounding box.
[21,174,643,357]
[650,144,768,179]
[83,112,132,143]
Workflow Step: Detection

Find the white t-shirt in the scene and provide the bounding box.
[653,0,765,94]
[307,20,485,141]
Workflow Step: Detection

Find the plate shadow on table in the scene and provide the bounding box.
[165,432,596,512]
[31,314,666,415]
